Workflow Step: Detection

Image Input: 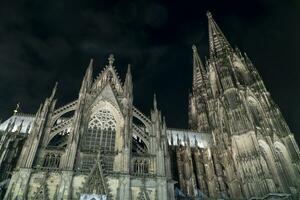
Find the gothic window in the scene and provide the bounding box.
[132,158,149,175]
[42,153,60,169]
[82,109,116,153]
[80,109,117,172]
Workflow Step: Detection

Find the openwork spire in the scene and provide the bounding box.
[192,45,206,91]
[207,11,232,57]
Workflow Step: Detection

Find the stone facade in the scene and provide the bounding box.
[0,12,299,199]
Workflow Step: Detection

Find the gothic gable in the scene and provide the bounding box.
[82,157,111,198]
[91,54,123,95]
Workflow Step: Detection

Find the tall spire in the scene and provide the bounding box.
[192,45,207,92]
[207,11,232,57]
[80,59,93,95]
[124,64,133,97]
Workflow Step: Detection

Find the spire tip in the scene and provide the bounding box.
[153,93,157,110]
[207,11,212,19]
[127,64,131,73]
[192,44,197,52]
[89,58,94,65]
[108,54,115,67]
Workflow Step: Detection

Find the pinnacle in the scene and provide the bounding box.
[153,93,157,110]
[192,44,197,52]
[108,54,115,66]
[89,58,94,66]
[127,64,131,74]
[207,11,212,19]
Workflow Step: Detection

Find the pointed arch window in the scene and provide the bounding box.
[82,109,116,153]
[42,152,60,169]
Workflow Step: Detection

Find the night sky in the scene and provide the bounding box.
[0,0,299,142]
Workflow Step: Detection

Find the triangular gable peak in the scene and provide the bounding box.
[137,187,151,200]
[32,173,50,200]
[91,54,123,96]
[82,156,111,197]
[88,83,124,121]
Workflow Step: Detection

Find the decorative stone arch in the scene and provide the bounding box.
[274,141,297,187]
[258,140,280,192]
[217,102,228,132]
[246,95,265,128]
[232,54,251,85]
[77,100,125,172]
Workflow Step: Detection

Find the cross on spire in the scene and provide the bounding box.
[108,54,115,67]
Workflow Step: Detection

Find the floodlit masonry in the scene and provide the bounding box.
[0,12,299,200]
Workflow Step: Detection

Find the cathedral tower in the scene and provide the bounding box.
[188,12,300,199]
[0,11,299,200]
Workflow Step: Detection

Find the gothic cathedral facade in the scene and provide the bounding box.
[0,12,300,199]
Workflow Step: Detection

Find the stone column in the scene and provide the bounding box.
[117,175,131,200]
[56,170,73,200]
[4,168,31,200]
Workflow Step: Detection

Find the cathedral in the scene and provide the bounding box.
[0,12,300,200]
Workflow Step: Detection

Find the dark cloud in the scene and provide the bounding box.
[0,0,299,142]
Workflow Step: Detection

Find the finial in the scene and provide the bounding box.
[89,58,94,65]
[13,102,20,115]
[127,64,131,74]
[88,58,94,70]
[192,44,197,52]
[50,82,58,99]
[207,11,213,19]
[108,54,115,67]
